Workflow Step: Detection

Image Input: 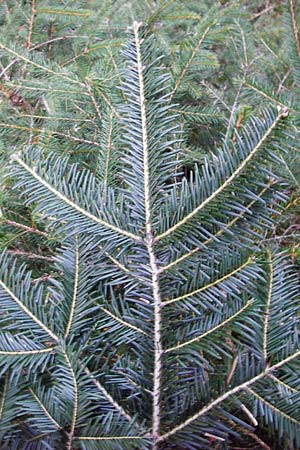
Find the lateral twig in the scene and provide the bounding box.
[26,0,36,50]
[3,219,48,237]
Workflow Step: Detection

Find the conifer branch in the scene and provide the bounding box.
[247,387,300,425]
[263,250,273,362]
[85,82,103,123]
[100,306,148,336]
[29,388,62,430]
[288,0,300,57]
[64,243,79,339]
[84,367,138,425]
[245,82,294,111]
[12,154,141,242]
[171,25,212,100]
[26,0,36,50]
[0,43,85,86]
[132,21,164,447]
[3,219,48,237]
[6,250,53,262]
[163,257,253,306]
[0,348,55,355]
[164,300,252,352]
[0,374,8,421]
[0,11,299,448]
[0,123,102,147]
[157,110,286,241]
[161,184,270,272]
[102,112,114,200]
[267,374,298,393]
[159,350,300,442]
[85,77,120,118]
[98,246,148,283]
[78,436,145,441]
[0,279,59,342]
[64,352,78,450]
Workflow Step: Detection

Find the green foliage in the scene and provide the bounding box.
[0,17,299,450]
[2,1,297,255]
[1,1,300,449]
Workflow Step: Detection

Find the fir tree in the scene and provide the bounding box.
[0,2,300,449]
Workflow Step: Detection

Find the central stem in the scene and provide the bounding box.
[133,21,163,447]
[147,234,163,447]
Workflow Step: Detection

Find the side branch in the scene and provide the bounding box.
[165,300,252,352]
[171,25,212,100]
[159,350,300,442]
[64,243,80,339]
[247,387,300,425]
[3,219,48,237]
[0,348,56,355]
[29,388,61,430]
[163,257,253,306]
[64,352,78,450]
[78,436,145,441]
[289,0,300,57]
[100,306,149,336]
[0,374,8,421]
[84,367,140,426]
[161,185,270,272]
[263,250,273,362]
[12,155,141,242]
[26,0,36,50]
[0,278,59,342]
[0,43,85,87]
[157,110,287,241]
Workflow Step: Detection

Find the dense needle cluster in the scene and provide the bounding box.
[0,2,300,450]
